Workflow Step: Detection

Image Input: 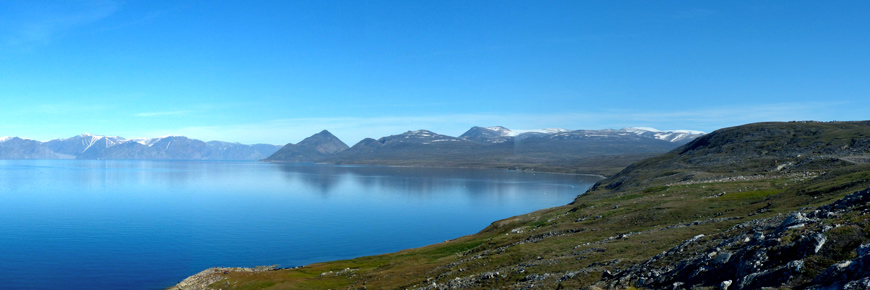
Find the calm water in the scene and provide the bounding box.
[0,160,600,289]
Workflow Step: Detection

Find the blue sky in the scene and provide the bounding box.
[1,1,868,145]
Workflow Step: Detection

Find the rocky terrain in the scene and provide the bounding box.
[170,121,870,290]
[605,187,870,290]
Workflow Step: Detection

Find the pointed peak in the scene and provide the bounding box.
[298,130,348,147]
[314,129,336,137]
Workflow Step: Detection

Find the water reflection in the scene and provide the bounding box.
[0,160,603,290]
[271,163,601,200]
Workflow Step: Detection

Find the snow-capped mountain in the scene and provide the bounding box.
[322,126,704,171]
[461,126,704,145]
[0,133,281,160]
[619,127,706,143]
[491,127,570,137]
[45,133,126,156]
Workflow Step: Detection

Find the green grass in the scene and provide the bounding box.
[717,189,782,200]
[642,185,669,193]
[412,239,485,261]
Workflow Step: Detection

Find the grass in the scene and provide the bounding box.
[717,188,782,200]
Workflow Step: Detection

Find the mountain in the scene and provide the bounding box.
[44,133,125,157]
[208,141,282,160]
[263,130,349,162]
[148,136,212,160]
[0,137,59,159]
[74,136,128,159]
[80,136,282,160]
[82,141,166,159]
[325,130,482,165]
[0,125,701,166]
[176,120,870,290]
[460,126,703,145]
[323,126,703,175]
[618,127,705,143]
[0,133,281,160]
[458,126,515,144]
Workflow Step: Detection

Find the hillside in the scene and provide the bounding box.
[171,121,870,289]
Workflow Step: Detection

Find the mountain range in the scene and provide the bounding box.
[263,126,705,175]
[1,127,703,171]
[0,133,282,160]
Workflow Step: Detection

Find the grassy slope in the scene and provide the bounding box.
[193,121,870,290]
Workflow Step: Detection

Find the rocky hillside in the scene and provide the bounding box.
[606,187,870,289]
[596,121,870,192]
[170,121,870,290]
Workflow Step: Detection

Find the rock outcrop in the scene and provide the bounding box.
[601,187,870,290]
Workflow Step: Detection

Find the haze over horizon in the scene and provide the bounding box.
[2,1,868,145]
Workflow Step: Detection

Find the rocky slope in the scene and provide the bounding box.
[596,121,870,193]
[170,120,870,290]
[605,187,870,290]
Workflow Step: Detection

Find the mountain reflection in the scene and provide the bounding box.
[272,163,601,199]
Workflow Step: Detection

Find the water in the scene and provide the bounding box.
[0,160,600,289]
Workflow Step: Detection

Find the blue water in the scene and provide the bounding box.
[0,160,600,289]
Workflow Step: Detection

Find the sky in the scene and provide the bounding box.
[1,1,868,145]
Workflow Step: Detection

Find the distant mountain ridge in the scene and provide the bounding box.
[0,137,59,159]
[0,133,282,160]
[1,126,704,168]
[460,126,703,144]
[264,126,705,175]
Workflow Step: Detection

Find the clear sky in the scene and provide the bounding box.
[1,1,868,145]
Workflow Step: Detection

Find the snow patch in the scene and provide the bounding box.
[620,127,705,142]
[485,127,569,137]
